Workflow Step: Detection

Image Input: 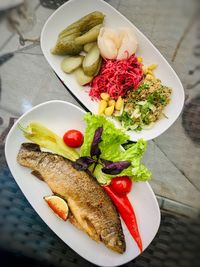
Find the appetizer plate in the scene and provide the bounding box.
[41,0,184,142]
[5,100,160,267]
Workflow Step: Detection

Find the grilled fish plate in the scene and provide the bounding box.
[5,100,160,266]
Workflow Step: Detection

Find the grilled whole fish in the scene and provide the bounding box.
[17,143,125,253]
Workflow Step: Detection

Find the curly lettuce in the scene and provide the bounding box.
[80,113,151,184]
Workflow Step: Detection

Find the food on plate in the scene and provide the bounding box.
[51,12,105,85]
[115,96,124,111]
[82,44,101,76]
[61,55,84,73]
[50,10,173,132]
[110,176,132,195]
[97,27,119,59]
[58,11,104,39]
[98,27,138,60]
[75,24,103,45]
[83,42,96,52]
[17,143,126,254]
[51,33,83,56]
[18,114,151,252]
[73,114,148,251]
[104,104,115,116]
[78,113,151,185]
[98,99,107,114]
[117,28,138,60]
[100,92,110,101]
[103,185,142,252]
[74,67,93,85]
[116,65,172,131]
[89,54,143,100]
[18,122,79,161]
[98,94,124,116]
[63,129,84,148]
[51,11,105,55]
[44,195,69,221]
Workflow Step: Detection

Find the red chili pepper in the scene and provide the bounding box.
[103,185,143,252]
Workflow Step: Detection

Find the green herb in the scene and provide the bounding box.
[159,95,167,105]
[136,126,142,131]
[143,116,150,125]
[135,83,149,94]
[118,111,133,128]
[141,102,150,114]
[147,94,154,104]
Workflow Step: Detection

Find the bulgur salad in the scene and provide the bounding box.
[116,63,172,131]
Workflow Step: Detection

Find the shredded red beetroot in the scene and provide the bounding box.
[89,54,143,100]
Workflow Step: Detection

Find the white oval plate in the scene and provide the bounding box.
[5,100,160,266]
[40,0,184,141]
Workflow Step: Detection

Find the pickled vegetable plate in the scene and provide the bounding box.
[40,0,184,141]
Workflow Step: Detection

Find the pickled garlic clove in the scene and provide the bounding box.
[117,27,138,60]
[97,27,119,59]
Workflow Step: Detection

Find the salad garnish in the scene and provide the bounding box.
[76,113,151,184]
[103,185,143,252]
[18,122,79,161]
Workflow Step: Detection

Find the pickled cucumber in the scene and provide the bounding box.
[58,11,104,38]
[74,67,93,85]
[75,24,102,45]
[61,55,84,73]
[83,42,96,52]
[51,11,105,55]
[82,44,101,76]
[51,34,83,55]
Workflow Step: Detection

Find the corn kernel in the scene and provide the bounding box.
[104,105,115,116]
[108,100,115,106]
[148,64,157,71]
[146,74,153,80]
[100,92,110,101]
[98,100,107,115]
[115,96,124,111]
[138,57,143,63]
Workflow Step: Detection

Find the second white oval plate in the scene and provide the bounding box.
[5,100,160,266]
[40,0,184,142]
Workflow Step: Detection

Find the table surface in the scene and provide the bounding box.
[0,0,200,266]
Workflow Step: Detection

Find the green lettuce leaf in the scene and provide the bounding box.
[80,113,151,184]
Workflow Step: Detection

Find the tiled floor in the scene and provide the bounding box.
[0,0,200,217]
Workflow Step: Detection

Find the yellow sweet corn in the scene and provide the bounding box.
[100,92,110,101]
[98,100,107,114]
[115,96,124,111]
[108,99,115,106]
[148,64,157,71]
[104,105,115,116]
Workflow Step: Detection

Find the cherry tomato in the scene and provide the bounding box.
[63,129,84,148]
[110,176,132,195]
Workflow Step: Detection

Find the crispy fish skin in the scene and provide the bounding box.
[17,143,125,253]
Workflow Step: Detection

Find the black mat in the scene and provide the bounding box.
[0,144,199,267]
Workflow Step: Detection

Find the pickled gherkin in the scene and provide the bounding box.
[51,11,105,55]
[75,24,102,45]
[51,33,83,55]
[58,11,104,38]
